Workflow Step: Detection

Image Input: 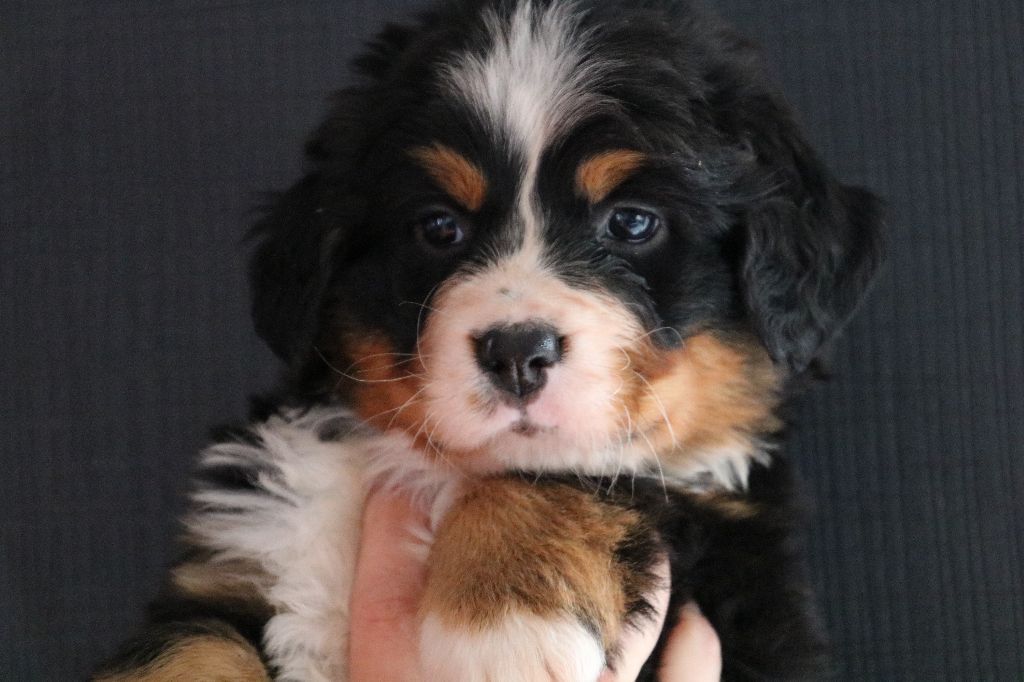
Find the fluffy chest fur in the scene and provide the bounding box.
[179,404,757,681]
[180,407,455,680]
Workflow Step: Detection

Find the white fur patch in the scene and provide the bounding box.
[186,406,459,681]
[181,409,752,682]
[444,1,609,175]
[420,612,605,682]
[419,250,646,475]
[443,0,614,252]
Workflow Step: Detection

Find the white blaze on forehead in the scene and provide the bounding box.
[443,0,612,253]
[443,1,606,164]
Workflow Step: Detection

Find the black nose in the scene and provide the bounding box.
[474,323,563,402]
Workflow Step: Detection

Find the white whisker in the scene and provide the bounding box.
[631,370,679,451]
[314,346,429,385]
[384,386,430,430]
[629,326,684,346]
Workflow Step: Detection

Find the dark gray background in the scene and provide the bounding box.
[2,1,1021,679]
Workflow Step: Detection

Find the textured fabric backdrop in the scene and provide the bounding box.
[2,1,1021,679]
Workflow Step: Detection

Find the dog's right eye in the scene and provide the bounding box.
[415,211,467,249]
[606,207,661,243]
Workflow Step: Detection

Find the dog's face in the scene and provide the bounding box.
[251,0,883,482]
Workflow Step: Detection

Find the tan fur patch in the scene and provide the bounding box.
[411,143,488,211]
[695,491,762,520]
[342,335,432,446]
[341,334,495,464]
[422,478,656,651]
[624,332,782,466]
[95,636,269,682]
[575,149,646,203]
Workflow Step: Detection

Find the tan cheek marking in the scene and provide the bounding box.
[625,333,782,460]
[575,149,646,204]
[95,636,270,682]
[422,478,656,652]
[411,143,488,212]
[343,335,430,441]
[345,333,495,465]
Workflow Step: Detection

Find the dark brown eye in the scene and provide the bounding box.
[416,211,466,248]
[606,208,661,243]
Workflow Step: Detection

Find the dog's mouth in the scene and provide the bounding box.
[508,416,550,438]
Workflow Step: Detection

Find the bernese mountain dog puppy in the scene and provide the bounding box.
[95,0,884,680]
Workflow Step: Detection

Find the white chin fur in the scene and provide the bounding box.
[419,249,643,471]
[420,613,606,682]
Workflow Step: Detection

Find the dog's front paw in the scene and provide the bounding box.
[419,478,663,681]
[419,611,605,682]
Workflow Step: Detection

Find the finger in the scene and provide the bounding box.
[657,603,722,682]
[598,557,671,682]
[348,487,431,682]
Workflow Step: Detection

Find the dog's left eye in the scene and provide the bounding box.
[606,208,661,243]
[415,211,467,249]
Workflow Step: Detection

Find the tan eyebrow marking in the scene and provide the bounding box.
[411,143,488,212]
[575,149,646,204]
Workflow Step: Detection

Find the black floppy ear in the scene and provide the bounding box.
[249,173,342,365]
[249,78,376,367]
[248,18,425,365]
[735,98,885,373]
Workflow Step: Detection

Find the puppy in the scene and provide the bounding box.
[95,0,883,680]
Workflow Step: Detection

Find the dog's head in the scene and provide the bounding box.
[250,0,883,482]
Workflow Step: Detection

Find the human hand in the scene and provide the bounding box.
[349,487,722,682]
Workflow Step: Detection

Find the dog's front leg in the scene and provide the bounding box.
[418,477,663,682]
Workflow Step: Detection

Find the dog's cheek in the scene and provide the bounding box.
[523,362,619,451]
[343,336,431,439]
[528,292,642,441]
[627,333,782,465]
[414,279,511,450]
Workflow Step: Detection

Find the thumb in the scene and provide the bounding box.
[658,603,722,681]
[348,487,430,682]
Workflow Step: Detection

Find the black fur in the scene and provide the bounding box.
[547,461,826,681]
